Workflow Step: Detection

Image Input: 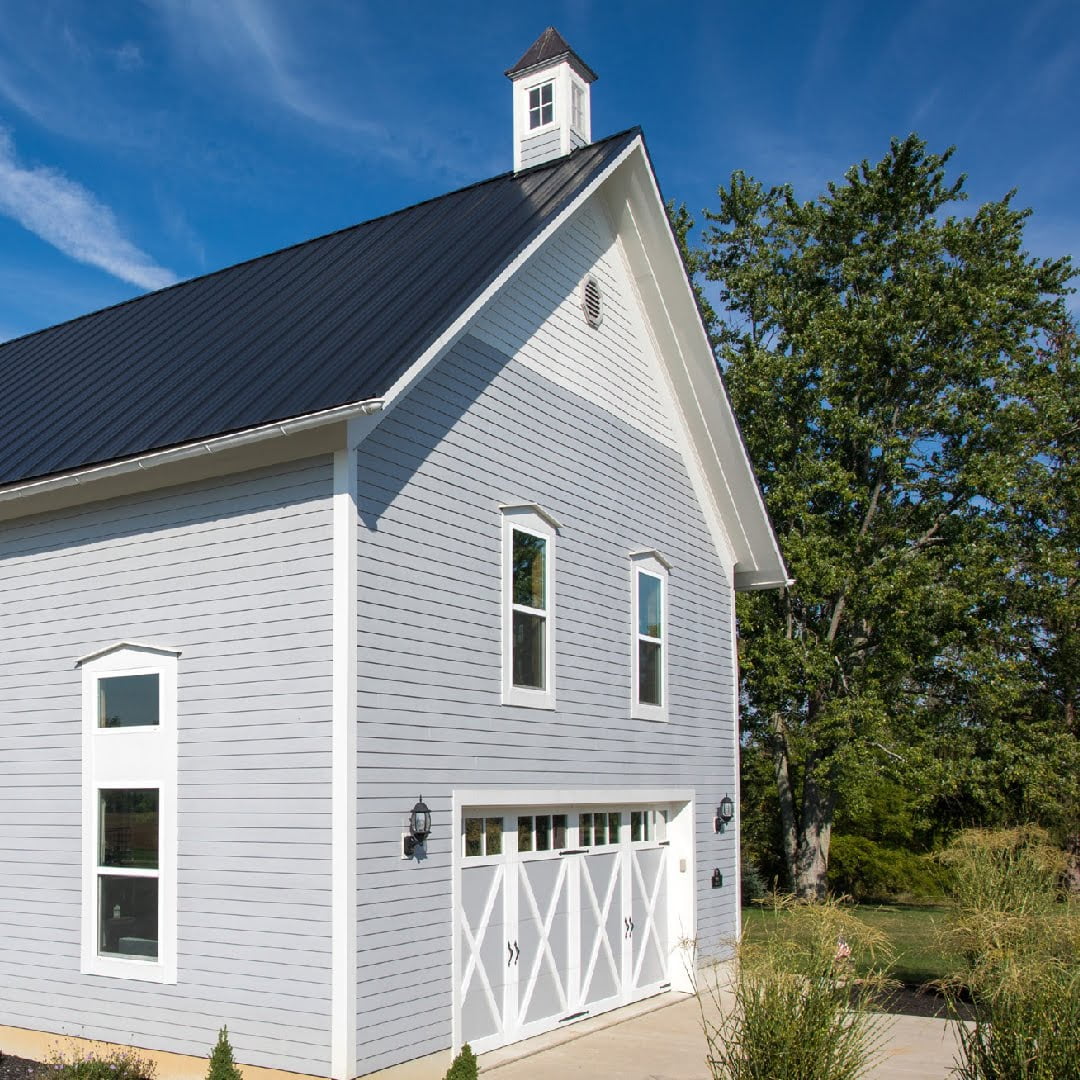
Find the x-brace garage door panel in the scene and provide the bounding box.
[578,848,623,1013]
[457,805,671,1054]
[459,863,508,1046]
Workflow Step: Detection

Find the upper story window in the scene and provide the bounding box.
[528,81,554,129]
[501,505,559,709]
[78,642,179,983]
[630,552,671,722]
[98,673,159,728]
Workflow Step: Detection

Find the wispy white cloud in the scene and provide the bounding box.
[0,129,177,290]
[154,0,384,138]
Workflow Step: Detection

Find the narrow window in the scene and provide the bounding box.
[630,552,670,721]
[528,81,554,129]
[79,643,179,983]
[98,789,159,959]
[502,505,558,709]
[571,82,584,133]
[638,572,663,705]
[512,529,547,689]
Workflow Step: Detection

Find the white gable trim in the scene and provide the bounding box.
[600,148,789,589]
[76,641,183,667]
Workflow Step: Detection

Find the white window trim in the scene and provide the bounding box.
[630,550,670,722]
[501,504,558,710]
[79,643,179,983]
[523,76,557,135]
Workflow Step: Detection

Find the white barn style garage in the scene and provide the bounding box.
[0,28,786,1080]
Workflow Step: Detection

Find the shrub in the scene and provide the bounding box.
[700,895,894,1080]
[44,1047,156,1080]
[443,1043,477,1080]
[206,1027,243,1080]
[939,827,1080,1078]
[827,835,943,902]
[740,859,766,905]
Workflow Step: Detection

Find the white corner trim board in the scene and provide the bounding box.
[331,439,360,1080]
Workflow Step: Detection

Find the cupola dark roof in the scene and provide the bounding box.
[505,27,598,83]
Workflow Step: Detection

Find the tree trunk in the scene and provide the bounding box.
[771,717,799,889]
[793,763,836,900]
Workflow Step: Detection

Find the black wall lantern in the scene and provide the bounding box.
[403,796,431,857]
[715,795,735,834]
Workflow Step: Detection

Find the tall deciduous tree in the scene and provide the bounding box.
[687,136,1074,897]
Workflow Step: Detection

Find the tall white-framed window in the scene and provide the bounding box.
[501,504,559,709]
[630,551,670,722]
[78,642,179,983]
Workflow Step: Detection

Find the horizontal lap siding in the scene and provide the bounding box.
[0,459,334,1076]
[354,199,736,1074]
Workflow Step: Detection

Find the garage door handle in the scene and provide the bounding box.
[624,917,634,938]
[513,941,520,965]
[507,942,513,967]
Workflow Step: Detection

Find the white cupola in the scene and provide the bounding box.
[505,27,598,172]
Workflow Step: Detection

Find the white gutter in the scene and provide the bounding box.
[0,397,385,505]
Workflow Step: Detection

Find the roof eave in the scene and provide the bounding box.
[0,397,384,507]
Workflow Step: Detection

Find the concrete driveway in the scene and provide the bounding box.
[477,992,963,1080]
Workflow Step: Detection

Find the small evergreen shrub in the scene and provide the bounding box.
[45,1047,156,1080]
[206,1027,243,1080]
[443,1043,477,1080]
[740,859,767,905]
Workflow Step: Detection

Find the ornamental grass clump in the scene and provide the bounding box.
[938,827,1080,1080]
[700,895,894,1080]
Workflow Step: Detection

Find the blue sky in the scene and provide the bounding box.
[0,0,1076,343]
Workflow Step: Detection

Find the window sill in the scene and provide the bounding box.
[632,703,669,724]
[82,953,175,983]
[503,685,556,710]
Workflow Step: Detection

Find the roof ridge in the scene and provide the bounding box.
[0,127,640,353]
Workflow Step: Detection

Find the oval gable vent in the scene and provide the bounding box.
[581,276,603,328]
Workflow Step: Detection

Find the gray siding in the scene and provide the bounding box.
[0,459,335,1075]
[353,206,736,1074]
[520,129,562,168]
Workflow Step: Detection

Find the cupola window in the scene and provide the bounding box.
[528,82,554,129]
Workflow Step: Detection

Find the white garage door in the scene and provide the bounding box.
[457,805,671,1053]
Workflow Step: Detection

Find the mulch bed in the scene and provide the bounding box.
[0,1054,43,1080]
[872,984,974,1020]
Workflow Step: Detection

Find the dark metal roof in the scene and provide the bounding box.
[0,129,638,490]
[505,27,598,83]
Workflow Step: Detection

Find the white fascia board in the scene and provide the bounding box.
[377,139,643,419]
[0,398,385,507]
[603,146,788,590]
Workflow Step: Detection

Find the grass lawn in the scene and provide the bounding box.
[742,902,961,987]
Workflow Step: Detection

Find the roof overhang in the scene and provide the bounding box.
[0,398,383,523]
[597,139,788,591]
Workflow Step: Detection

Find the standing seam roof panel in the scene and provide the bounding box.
[0,130,637,488]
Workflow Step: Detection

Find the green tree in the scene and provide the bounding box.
[686,135,1074,897]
